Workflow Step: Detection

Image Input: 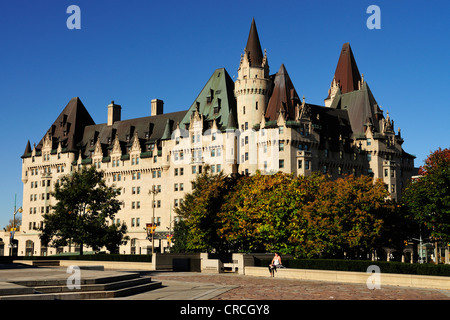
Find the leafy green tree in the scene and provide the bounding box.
[174,166,239,252]
[171,218,189,253]
[39,166,128,255]
[218,171,316,254]
[403,148,450,248]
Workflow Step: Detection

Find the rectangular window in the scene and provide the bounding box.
[279,160,284,169]
[298,160,302,169]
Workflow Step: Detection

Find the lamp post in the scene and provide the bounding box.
[149,185,159,255]
[10,195,22,256]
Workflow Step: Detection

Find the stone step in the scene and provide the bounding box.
[10,271,140,287]
[0,270,162,300]
[34,276,153,293]
[0,280,162,300]
[31,260,60,267]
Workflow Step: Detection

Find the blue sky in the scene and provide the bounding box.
[0,0,449,229]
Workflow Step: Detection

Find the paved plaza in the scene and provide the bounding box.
[145,272,450,300]
[1,264,450,301]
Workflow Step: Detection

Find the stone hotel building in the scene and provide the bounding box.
[9,19,415,256]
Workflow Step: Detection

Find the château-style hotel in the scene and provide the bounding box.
[9,19,415,256]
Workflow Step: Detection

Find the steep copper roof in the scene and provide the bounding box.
[330,81,382,135]
[245,18,264,67]
[265,64,300,121]
[332,43,361,94]
[180,68,237,131]
[35,97,95,153]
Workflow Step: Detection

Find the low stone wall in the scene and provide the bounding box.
[244,266,450,290]
[16,253,201,272]
[16,259,155,271]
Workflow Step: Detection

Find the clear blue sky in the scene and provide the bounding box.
[0,0,449,229]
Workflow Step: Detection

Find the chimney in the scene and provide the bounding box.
[151,99,164,116]
[107,101,121,126]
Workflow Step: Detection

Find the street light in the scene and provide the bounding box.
[10,199,23,256]
[148,185,159,255]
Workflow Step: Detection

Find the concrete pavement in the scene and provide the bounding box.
[1,264,450,300]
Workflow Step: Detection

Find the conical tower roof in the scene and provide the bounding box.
[21,140,32,158]
[265,64,300,121]
[332,43,361,94]
[245,18,264,67]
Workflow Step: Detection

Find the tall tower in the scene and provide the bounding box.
[235,18,270,131]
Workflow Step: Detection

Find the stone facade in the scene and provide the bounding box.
[8,19,415,256]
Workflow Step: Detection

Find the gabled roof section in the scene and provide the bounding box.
[81,110,186,157]
[245,18,264,67]
[35,97,95,153]
[332,43,362,94]
[265,64,300,121]
[180,68,237,131]
[330,81,383,136]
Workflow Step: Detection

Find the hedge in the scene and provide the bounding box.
[255,258,450,277]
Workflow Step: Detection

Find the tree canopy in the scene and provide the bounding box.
[39,166,128,254]
[402,147,450,244]
[175,170,401,258]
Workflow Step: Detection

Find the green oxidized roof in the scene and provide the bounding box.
[180,68,237,131]
[330,81,383,136]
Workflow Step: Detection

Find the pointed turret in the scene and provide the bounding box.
[21,140,32,158]
[265,64,300,121]
[245,18,264,67]
[161,119,172,140]
[332,43,361,94]
[235,19,270,129]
